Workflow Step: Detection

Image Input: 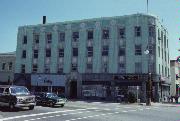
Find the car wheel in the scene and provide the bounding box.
[29,105,34,110]
[60,104,64,107]
[9,103,14,111]
[49,102,54,107]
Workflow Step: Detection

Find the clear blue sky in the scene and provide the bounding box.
[0,0,179,60]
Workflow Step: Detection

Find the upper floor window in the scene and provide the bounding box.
[23,35,27,44]
[135,45,142,55]
[118,48,125,56]
[158,46,160,57]
[46,49,51,57]
[134,26,141,37]
[72,32,79,41]
[87,64,92,70]
[164,35,166,48]
[22,50,26,58]
[21,64,25,73]
[8,62,12,71]
[135,62,142,73]
[59,32,65,42]
[119,28,125,39]
[32,64,38,73]
[34,34,39,44]
[73,48,78,56]
[87,30,93,40]
[87,47,93,57]
[162,48,163,59]
[161,31,163,46]
[59,49,64,57]
[102,29,109,39]
[46,33,52,43]
[2,63,6,70]
[148,46,153,54]
[34,50,38,58]
[102,46,109,56]
[149,26,155,37]
[71,64,77,71]
[44,64,50,73]
[58,67,63,74]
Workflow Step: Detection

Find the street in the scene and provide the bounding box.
[0,101,180,121]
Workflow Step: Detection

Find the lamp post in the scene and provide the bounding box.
[144,48,152,106]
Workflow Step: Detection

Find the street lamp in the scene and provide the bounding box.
[144,47,152,106]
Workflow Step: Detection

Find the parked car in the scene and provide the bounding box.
[0,85,36,110]
[57,93,68,102]
[35,92,66,107]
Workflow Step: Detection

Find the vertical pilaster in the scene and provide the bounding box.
[50,25,58,73]
[109,20,118,73]
[78,23,86,73]
[38,27,46,73]
[154,82,160,102]
[26,28,33,73]
[64,24,72,73]
[93,22,102,73]
[141,81,147,103]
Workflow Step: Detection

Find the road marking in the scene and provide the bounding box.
[122,110,128,112]
[129,110,136,112]
[1,108,90,121]
[115,112,119,114]
[62,114,68,116]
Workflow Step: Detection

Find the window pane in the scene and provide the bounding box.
[102,29,109,39]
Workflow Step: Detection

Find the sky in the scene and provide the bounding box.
[0,0,179,60]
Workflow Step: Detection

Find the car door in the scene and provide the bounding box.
[0,88,5,106]
[3,88,11,106]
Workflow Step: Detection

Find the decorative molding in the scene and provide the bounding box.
[66,24,71,30]
[110,20,116,26]
[53,25,58,31]
[80,23,86,29]
[95,21,101,29]
[40,27,46,32]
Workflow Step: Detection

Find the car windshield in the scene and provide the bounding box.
[46,93,58,98]
[10,87,29,95]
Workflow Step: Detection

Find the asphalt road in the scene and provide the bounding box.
[0,101,180,121]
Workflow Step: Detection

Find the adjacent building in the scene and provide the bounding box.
[170,60,180,97]
[15,13,170,102]
[0,52,16,85]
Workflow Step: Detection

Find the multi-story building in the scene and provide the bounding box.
[170,60,180,98]
[15,13,170,102]
[0,52,16,85]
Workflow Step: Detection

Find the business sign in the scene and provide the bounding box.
[113,75,139,81]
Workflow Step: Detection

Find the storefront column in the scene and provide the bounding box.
[77,74,82,99]
[141,81,146,103]
[154,82,160,102]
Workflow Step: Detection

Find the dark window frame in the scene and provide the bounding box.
[102,29,109,39]
[135,26,141,37]
[135,45,142,55]
[23,35,27,44]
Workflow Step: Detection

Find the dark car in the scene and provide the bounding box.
[0,85,36,110]
[35,92,66,107]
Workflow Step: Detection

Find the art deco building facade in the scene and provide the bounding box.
[15,13,170,102]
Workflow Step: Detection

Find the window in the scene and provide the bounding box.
[161,31,163,46]
[102,46,109,56]
[135,45,142,55]
[34,34,39,44]
[45,64,50,73]
[162,48,163,59]
[58,68,63,74]
[71,64,77,71]
[8,62,12,71]
[87,64,92,70]
[149,26,155,37]
[59,32,65,42]
[72,32,79,41]
[0,88,4,93]
[119,28,125,39]
[46,33,52,43]
[23,35,27,44]
[162,65,164,76]
[32,64,38,73]
[159,64,161,74]
[59,49,64,57]
[118,63,126,73]
[103,63,108,73]
[87,47,93,57]
[22,50,26,58]
[118,48,125,56]
[73,48,78,56]
[148,46,153,54]
[158,46,160,57]
[135,26,141,37]
[102,29,109,39]
[165,51,166,62]
[34,50,38,58]
[164,35,166,48]
[46,49,51,57]
[21,64,25,73]
[135,62,142,73]
[2,63,6,70]
[165,67,167,76]
[87,30,93,40]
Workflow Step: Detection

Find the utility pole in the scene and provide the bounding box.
[146,73,152,106]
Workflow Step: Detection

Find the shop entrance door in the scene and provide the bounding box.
[70,81,77,99]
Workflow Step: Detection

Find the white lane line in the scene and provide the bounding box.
[71,119,76,121]
[146,107,151,110]
[107,113,113,115]
[129,110,136,112]
[138,108,143,111]
[62,114,68,116]
[77,118,82,120]
[101,114,106,116]
[2,108,89,121]
[85,111,91,113]
[115,112,119,114]
[87,116,93,118]
[124,107,131,109]
[104,108,111,111]
[122,110,128,112]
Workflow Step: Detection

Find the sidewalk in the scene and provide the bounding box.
[138,102,180,107]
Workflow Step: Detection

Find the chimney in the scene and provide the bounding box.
[43,16,46,24]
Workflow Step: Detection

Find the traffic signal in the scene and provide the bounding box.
[176,56,180,63]
[176,74,179,80]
